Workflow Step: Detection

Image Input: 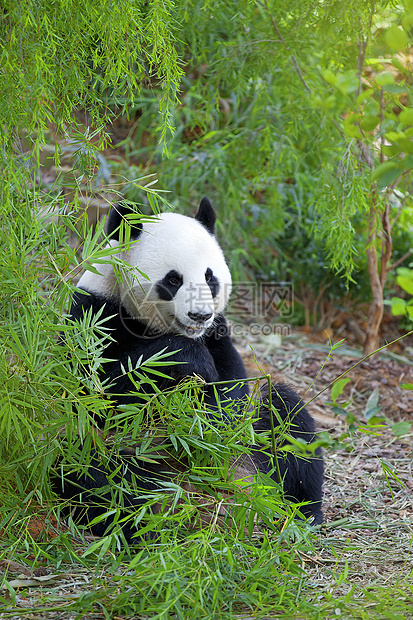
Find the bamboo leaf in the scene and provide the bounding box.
[331,378,351,403]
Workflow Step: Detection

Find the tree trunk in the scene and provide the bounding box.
[363,198,393,357]
[363,204,383,356]
[363,277,383,355]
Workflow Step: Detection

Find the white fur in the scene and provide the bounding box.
[78,240,120,297]
[78,212,232,339]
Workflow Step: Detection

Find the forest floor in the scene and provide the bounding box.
[1,331,413,619]
[239,328,413,603]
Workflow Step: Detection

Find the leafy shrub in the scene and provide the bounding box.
[388,266,413,323]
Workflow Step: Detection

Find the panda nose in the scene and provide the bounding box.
[188,311,212,323]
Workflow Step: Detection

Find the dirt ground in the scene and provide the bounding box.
[238,328,413,499]
[239,328,413,592]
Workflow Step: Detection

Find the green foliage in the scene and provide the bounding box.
[3,0,412,316]
[101,0,412,321]
[0,181,319,550]
[2,0,413,298]
[0,143,331,619]
[330,377,351,403]
[2,2,413,617]
[77,533,316,619]
[388,266,413,322]
[0,0,184,155]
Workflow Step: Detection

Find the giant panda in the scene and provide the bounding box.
[55,198,324,542]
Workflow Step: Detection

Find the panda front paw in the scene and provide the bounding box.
[169,348,219,384]
[205,313,229,342]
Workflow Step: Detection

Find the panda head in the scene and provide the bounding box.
[79,197,232,339]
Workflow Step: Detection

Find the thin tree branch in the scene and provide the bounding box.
[390,199,406,231]
[331,118,346,141]
[380,199,392,288]
[378,81,392,289]
[388,249,413,271]
[364,190,384,356]
[357,142,375,169]
[355,4,374,97]
[379,88,385,164]
[257,0,312,93]
[356,39,368,98]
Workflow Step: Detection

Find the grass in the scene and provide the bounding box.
[1,515,413,619]
[1,374,413,620]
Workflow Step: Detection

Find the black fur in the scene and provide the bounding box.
[69,289,248,410]
[253,383,324,525]
[57,450,162,542]
[205,268,220,298]
[106,202,143,240]
[156,270,184,301]
[195,197,216,235]
[55,200,324,542]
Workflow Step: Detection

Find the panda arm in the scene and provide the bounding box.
[203,314,249,401]
[139,334,219,384]
[204,314,247,381]
[102,333,220,406]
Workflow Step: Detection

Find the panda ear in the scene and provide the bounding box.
[195,197,216,235]
[106,203,143,240]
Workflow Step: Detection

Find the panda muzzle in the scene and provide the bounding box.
[188,311,213,323]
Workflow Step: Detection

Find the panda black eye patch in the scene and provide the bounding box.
[205,268,219,298]
[156,270,183,301]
